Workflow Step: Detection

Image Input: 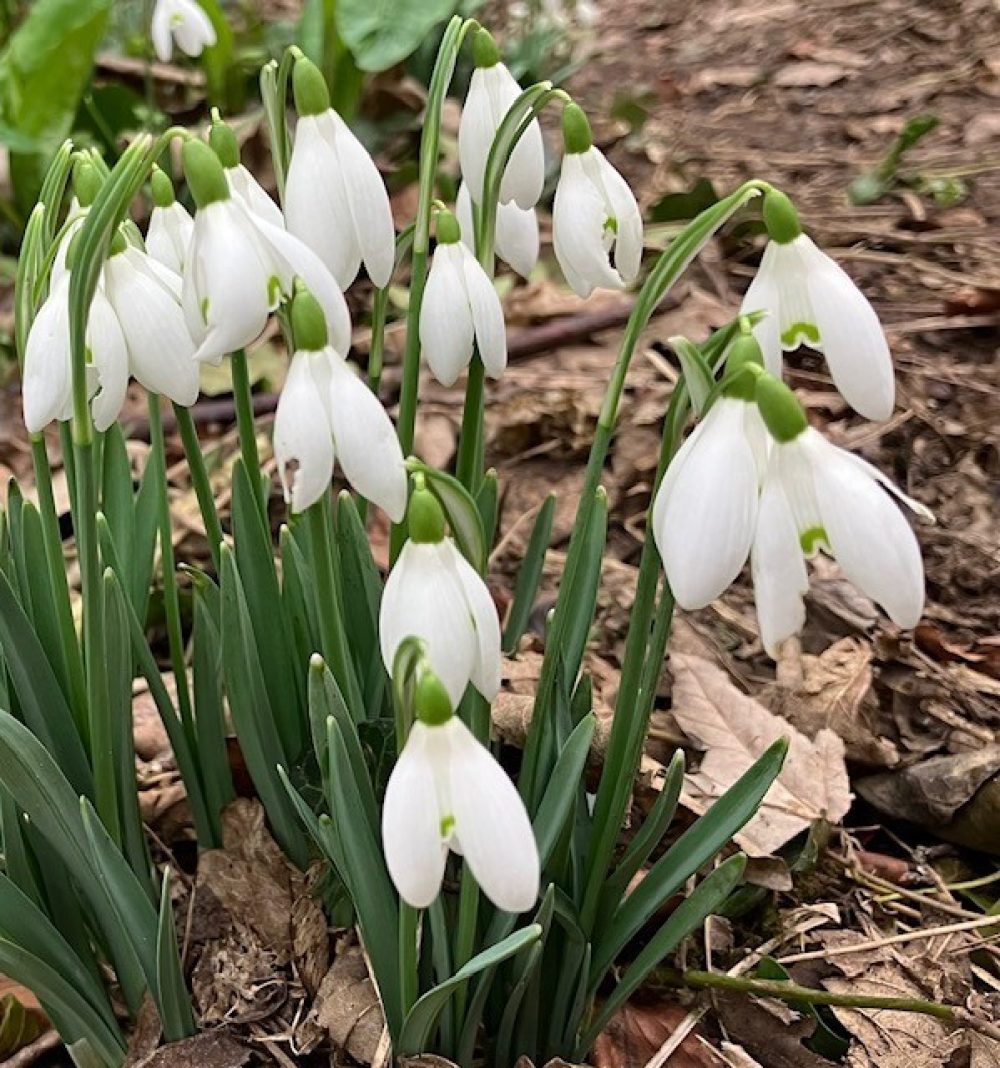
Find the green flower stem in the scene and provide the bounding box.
[660,967,958,1023]
[399,901,419,1023]
[148,395,195,742]
[173,405,225,573]
[392,15,477,562]
[230,350,267,519]
[518,182,768,812]
[454,357,486,492]
[305,498,364,721]
[29,435,88,738]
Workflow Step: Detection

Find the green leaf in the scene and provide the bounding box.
[590,738,787,985]
[578,854,747,1057]
[192,593,233,834]
[406,459,486,573]
[672,336,715,416]
[533,713,595,867]
[560,488,607,690]
[155,869,196,1041]
[0,989,42,1058]
[336,0,456,71]
[398,924,542,1055]
[335,492,384,702]
[502,493,555,653]
[0,0,112,210]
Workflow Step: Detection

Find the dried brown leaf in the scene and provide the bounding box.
[592,1001,723,1068]
[670,652,852,855]
[312,935,385,1063]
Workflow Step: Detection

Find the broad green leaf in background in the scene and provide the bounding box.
[336,0,456,72]
[0,0,112,213]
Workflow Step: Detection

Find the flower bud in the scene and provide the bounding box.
[150,166,176,208]
[414,669,453,726]
[208,111,240,169]
[435,209,461,245]
[290,281,329,352]
[754,373,808,443]
[561,102,593,155]
[293,55,331,117]
[472,27,500,68]
[73,159,102,208]
[762,188,802,245]
[407,478,446,544]
[182,139,230,209]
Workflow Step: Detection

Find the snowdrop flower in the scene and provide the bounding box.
[380,481,502,707]
[741,189,894,421]
[273,286,406,519]
[285,56,395,290]
[751,375,929,656]
[151,0,216,63]
[652,336,769,609]
[146,167,194,275]
[456,181,539,280]
[52,161,103,285]
[382,667,540,912]
[458,28,545,209]
[419,210,506,386]
[552,103,642,299]
[23,232,199,433]
[209,114,285,230]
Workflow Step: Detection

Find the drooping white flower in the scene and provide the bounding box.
[419,210,506,386]
[146,167,194,275]
[750,375,928,656]
[382,671,539,912]
[458,29,545,209]
[23,237,199,433]
[273,284,406,519]
[209,115,286,231]
[741,189,894,421]
[456,181,539,280]
[285,56,395,290]
[552,104,642,299]
[380,485,502,708]
[151,0,216,63]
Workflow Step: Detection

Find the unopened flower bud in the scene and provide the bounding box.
[73,159,102,208]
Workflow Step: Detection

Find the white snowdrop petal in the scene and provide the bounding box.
[151,0,174,62]
[447,543,502,701]
[146,202,194,275]
[420,246,475,386]
[227,165,285,230]
[553,154,623,298]
[382,724,449,909]
[87,288,130,432]
[23,276,73,433]
[331,112,396,289]
[458,68,497,203]
[326,350,407,522]
[751,469,809,658]
[456,182,477,255]
[495,200,540,280]
[170,0,216,56]
[810,436,924,628]
[51,207,86,286]
[286,116,360,289]
[379,541,478,707]
[802,239,894,420]
[272,351,334,513]
[447,719,540,913]
[596,150,643,286]
[653,399,759,609]
[460,248,507,379]
[105,250,199,407]
[740,247,783,377]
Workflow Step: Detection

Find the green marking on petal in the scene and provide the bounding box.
[781,321,820,347]
[199,297,209,324]
[603,215,618,236]
[799,525,828,556]
[268,275,283,307]
[440,814,456,839]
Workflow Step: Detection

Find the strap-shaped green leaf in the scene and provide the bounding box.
[502,493,555,654]
[406,459,486,573]
[398,924,542,1055]
[590,738,787,985]
[672,335,716,416]
[155,869,196,1040]
[192,594,234,831]
[577,853,747,1057]
[533,713,595,867]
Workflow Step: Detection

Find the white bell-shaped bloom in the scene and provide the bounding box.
[752,427,928,655]
[652,396,769,610]
[419,211,506,386]
[151,0,216,63]
[380,488,502,707]
[383,711,540,912]
[456,181,539,280]
[741,191,894,421]
[285,57,395,290]
[553,105,642,299]
[51,198,87,286]
[146,200,194,275]
[458,32,545,209]
[23,242,198,433]
[273,347,406,519]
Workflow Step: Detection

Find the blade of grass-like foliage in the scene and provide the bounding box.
[279,524,321,675]
[155,869,196,1040]
[502,493,555,654]
[577,854,747,1057]
[534,714,595,867]
[476,469,499,544]
[589,738,787,986]
[336,491,383,674]
[398,924,543,1056]
[191,594,235,824]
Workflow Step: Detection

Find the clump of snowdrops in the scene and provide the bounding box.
[0,15,930,1068]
